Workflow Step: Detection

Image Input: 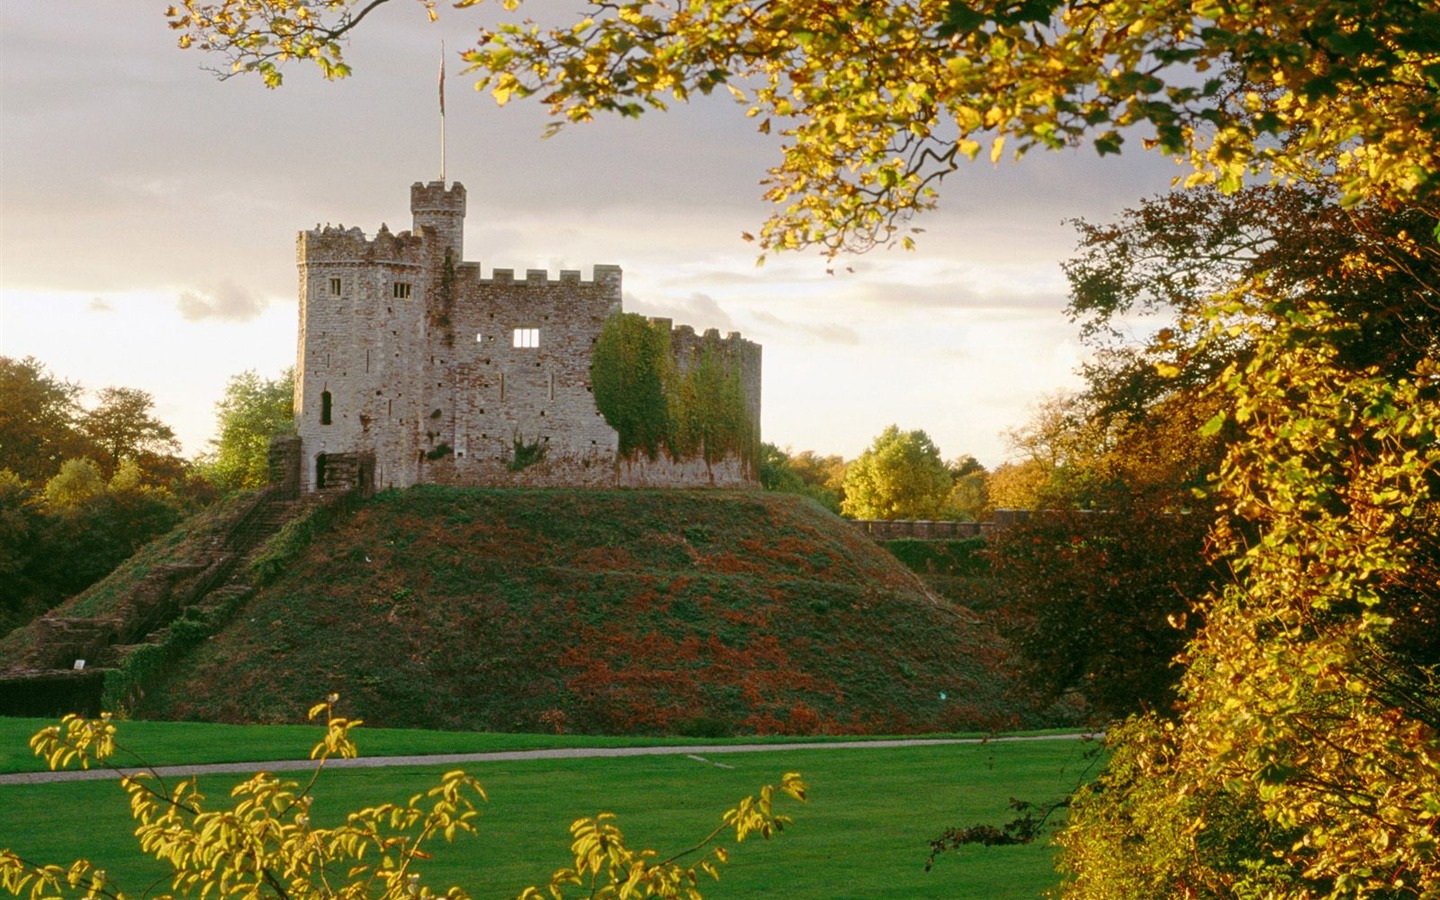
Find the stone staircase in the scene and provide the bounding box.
[0,487,347,717]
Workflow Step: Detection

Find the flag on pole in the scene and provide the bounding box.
[438,41,447,183]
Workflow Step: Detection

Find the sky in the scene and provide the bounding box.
[0,1,1181,467]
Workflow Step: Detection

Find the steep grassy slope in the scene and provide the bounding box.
[139,487,1021,734]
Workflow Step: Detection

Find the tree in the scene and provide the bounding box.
[789,450,847,512]
[19,459,184,616]
[168,0,1438,255]
[941,456,988,521]
[0,471,45,635]
[758,444,844,514]
[42,458,108,510]
[1052,189,1440,896]
[0,357,88,485]
[80,387,181,480]
[2,702,807,900]
[841,426,952,520]
[201,369,295,491]
[987,507,1217,722]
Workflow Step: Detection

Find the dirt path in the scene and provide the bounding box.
[0,733,1100,786]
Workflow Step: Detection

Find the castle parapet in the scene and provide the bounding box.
[477,266,623,288]
[297,224,426,266]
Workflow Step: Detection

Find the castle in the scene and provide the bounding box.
[289,180,762,493]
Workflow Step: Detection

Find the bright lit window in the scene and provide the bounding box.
[513,328,540,349]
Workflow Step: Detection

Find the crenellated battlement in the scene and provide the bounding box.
[480,263,623,288]
[297,222,427,266]
[410,181,466,214]
[649,318,759,351]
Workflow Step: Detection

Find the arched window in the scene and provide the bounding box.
[316,453,328,490]
[321,391,333,425]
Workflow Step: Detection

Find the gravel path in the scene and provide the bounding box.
[0,733,1100,786]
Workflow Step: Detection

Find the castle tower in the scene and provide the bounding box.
[411,181,465,260]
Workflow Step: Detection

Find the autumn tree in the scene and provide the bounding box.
[22,460,184,613]
[943,455,988,521]
[0,357,88,485]
[841,426,952,520]
[200,369,295,491]
[80,386,181,480]
[0,471,46,635]
[1048,187,1440,896]
[758,443,844,514]
[168,0,1437,254]
[987,506,1218,722]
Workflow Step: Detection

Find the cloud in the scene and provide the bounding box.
[87,297,113,313]
[852,275,1066,314]
[749,310,861,345]
[177,280,267,322]
[623,291,735,332]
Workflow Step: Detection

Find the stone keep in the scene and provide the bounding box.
[294,181,761,492]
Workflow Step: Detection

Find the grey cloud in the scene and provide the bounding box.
[177,280,267,322]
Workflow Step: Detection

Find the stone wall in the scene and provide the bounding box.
[851,519,989,540]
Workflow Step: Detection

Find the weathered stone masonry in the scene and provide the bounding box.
[294,181,761,492]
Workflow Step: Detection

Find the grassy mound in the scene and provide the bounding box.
[138,487,1021,735]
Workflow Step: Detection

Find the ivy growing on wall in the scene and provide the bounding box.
[591,313,673,460]
[592,313,757,467]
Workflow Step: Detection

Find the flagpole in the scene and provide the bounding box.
[439,41,447,184]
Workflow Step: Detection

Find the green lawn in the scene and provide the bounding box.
[0,717,1086,775]
[0,720,1100,898]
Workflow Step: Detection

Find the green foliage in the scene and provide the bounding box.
[880,537,988,579]
[0,459,184,636]
[591,313,672,460]
[80,387,180,480]
[1049,191,1440,894]
[757,445,843,514]
[1056,716,1298,898]
[170,1,1438,254]
[42,459,106,509]
[1,705,807,900]
[943,456,989,521]
[592,314,757,468]
[841,426,952,520]
[674,344,755,465]
[986,508,1217,722]
[507,434,545,471]
[0,357,87,485]
[200,369,295,492]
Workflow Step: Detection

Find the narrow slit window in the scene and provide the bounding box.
[513,327,540,349]
[329,277,342,295]
[393,282,412,299]
[320,391,333,425]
